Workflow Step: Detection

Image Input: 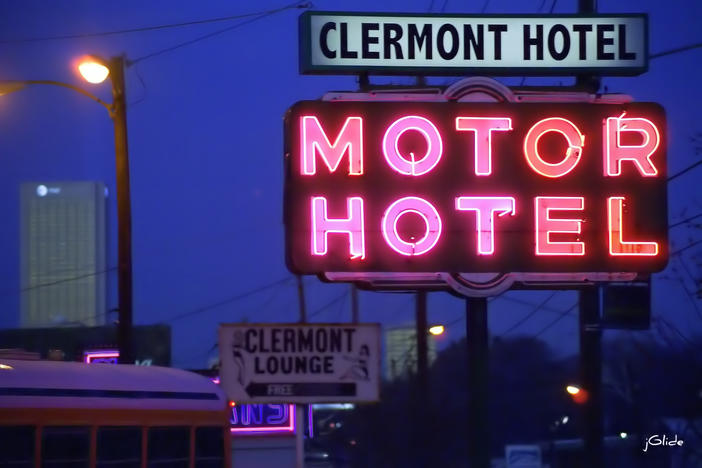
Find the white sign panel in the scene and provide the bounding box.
[219,323,380,403]
[300,12,647,75]
[505,445,542,468]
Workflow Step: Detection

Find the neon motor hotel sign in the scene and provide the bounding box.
[284,101,668,276]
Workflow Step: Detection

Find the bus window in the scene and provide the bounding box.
[0,426,34,468]
[96,427,142,468]
[195,426,225,468]
[42,426,90,468]
[147,427,189,468]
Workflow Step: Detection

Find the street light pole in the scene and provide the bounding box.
[0,55,134,364]
[109,56,134,365]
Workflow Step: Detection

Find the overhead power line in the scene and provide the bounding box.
[0,3,309,44]
[668,159,702,182]
[130,1,308,65]
[493,292,569,317]
[671,239,702,257]
[533,302,578,338]
[650,42,702,60]
[1,267,117,298]
[164,276,292,323]
[308,290,349,320]
[669,212,702,229]
[500,290,559,336]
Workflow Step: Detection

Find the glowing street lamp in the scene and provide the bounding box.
[566,384,589,404]
[428,325,445,336]
[78,57,110,84]
[1,55,134,364]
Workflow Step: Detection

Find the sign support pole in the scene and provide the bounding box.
[351,285,359,323]
[575,1,603,465]
[295,276,306,468]
[296,275,306,323]
[414,291,429,464]
[579,286,603,467]
[466,297,489,468]
[415,291,429,392]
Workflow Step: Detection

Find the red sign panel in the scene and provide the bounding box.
[283,101,667,274]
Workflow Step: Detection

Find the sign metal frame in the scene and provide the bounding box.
[299,11,649,76]
[281,78,668,296]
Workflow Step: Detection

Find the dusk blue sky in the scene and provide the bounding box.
[0,0,699,368]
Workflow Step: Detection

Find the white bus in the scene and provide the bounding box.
[0,358,232,468]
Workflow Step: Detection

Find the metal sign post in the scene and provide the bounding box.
[579,286,603,467]
[467,297,489,468]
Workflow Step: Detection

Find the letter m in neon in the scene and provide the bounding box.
[301,116,363,175]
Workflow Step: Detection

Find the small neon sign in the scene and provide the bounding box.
[230,404,296,435]
[211,378,295,435]
[84,350,119,364]
[284,101,668,274]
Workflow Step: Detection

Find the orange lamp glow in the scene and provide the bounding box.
[78,58,109,84]
[429,325,445,336]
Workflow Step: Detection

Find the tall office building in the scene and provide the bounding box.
[384,326,437,380]
[20,181,107,327]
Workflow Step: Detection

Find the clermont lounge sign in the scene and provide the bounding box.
[283,101,667,275]
[299,12,648,75]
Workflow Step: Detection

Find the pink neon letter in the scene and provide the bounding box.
[455,196,515,255]
[381,197,442,256]
[382,116,443,176]
[608,197,658,256]
[604,114,660,176]
[524,118,585,178]
[535,197,585,256]
[311,197,365,259]
[455,117,512,176]
[301,116,363,175]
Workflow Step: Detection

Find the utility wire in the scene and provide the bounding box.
[671,239,702,256]
[0,3,309,44]
[650,42,702,60]
[668,159,702,182]
[533,302,578,338]
[548,0,558,13]
[669,212,702,229]
[164,276,292,323]
[672,257,702,320]
[130,1,308,65]
[653,318,701,365]
[500,291,560,335]
[308,290,349,320]
[12,267,117,295]
[493,293,571,317]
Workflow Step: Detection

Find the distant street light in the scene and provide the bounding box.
[1,55,134,364]
[428,325,445,336]
[566,384,589,404]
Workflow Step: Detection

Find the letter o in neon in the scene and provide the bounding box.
[523,117,585,178]
[381,196,442,256]
[382,116,443,176]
